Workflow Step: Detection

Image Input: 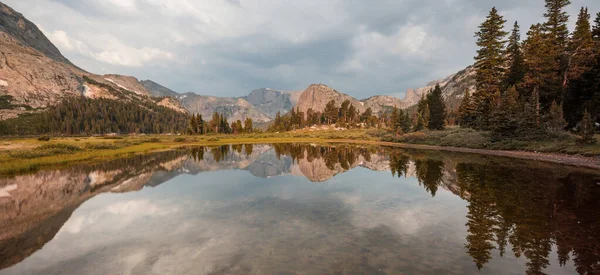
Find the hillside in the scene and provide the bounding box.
[0,2,187,122]
[402,65,475,110]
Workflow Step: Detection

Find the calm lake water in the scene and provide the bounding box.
[1,144,599,275]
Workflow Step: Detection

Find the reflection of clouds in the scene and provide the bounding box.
[63,199,179,234]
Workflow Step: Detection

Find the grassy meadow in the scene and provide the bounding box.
[1,127,598,176]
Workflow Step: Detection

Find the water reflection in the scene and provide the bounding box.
[0,144,599,274]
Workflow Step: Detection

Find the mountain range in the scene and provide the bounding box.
[0,1,475,124]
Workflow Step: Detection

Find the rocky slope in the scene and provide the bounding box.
[142,82,302,122]
[0,2,187,121]
[401,65,475,110]
[0,2,72,65]
[296,84,366,116]
[243,88,302,118]
[296,84,411,117]
[141,79,180,98]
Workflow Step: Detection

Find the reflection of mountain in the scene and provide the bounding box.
[0,150,189,270]
[1,144,600,273]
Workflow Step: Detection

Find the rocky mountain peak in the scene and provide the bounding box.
[0,2,73,66]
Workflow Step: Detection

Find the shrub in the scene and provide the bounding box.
[10,143,81,159]
[102,136,124,140]
[84,143,120,150]
[207,137,220,142]
[37,136,51,141]
[174,137,187,142]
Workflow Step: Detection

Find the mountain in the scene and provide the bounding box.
[296,84,411,117]
[141,80,180,98]
[179,94,272,123]
[243,88,303,118]
[141,82,303,122]
[0,2,187,122]
[297,84,365,115]
[401,65,475,110]
[0,2,72,66]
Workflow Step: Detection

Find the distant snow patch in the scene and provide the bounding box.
[105,78,142,95]
[0,79,8,87]
[82,85,91,97]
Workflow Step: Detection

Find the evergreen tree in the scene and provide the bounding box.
[544,100,567,132]
[505,21,525,87]
[473,7,508,129]
[579,110,596,143]
[459,91,476,127]
[400,111,412,133]
[564,8,595,126]
[324,100,338,124]
[244,117,253,133]
[542,0,571,107]
[593,12,600,40]
[543,0,571,50]
[197,114,205,134]
[522,24,558,109]
[390,107,401,133]
[426,84,447,130]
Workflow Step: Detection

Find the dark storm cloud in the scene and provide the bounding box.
[3,0,600,98]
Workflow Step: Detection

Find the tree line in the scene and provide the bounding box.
[0,96,189,135]
[186,112,254,135]
[268,90,447,133]
[461,1,599,143]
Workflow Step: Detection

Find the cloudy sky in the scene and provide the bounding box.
[5,0,600,98]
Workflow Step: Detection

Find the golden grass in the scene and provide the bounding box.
[0,129,598,176]
[0,129,375,175]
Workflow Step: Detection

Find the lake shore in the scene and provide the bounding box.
[1,129,599,176]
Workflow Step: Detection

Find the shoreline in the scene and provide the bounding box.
[1,135,599,176]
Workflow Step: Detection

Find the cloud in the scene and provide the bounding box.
[41,28,175,67]
[4,0,600,98]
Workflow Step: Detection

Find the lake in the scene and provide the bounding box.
[1,144,599,275]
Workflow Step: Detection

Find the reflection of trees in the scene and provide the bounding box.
[414,159,444,197]
[455,162,600,274]
[244,144,253,156]
[210,145,230,163]
[189,147,205,162]
[389,153,410,178]
[272,144,371,171]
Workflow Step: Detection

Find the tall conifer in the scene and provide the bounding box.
[473,7,508,129]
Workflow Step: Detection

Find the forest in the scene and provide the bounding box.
[462,1,599,143]
[0,96,189,135]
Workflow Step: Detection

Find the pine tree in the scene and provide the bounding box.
[544,100,567,132]
[473,7,508,129]
[564,8,595,126]
[390,107,401,133]
[505,21,525,87]
[459,91,476,127]
[593,12,600,40]
[543,0,571,50]
[542,0,571,107]
[522,24,558,109]
[401,111,412,133]
[244,117,253,133]
[579,110,596,143]
[427,84,447,130]
[324,100,338,125]
[197,114,204,134]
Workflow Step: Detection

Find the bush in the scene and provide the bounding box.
[37,136,51,141]
[84,143,120,150]
[102,136,124,140]
[146,137,161,143]
[10,143,82,159]
[207,137,220,142]
[174,137,187,142]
